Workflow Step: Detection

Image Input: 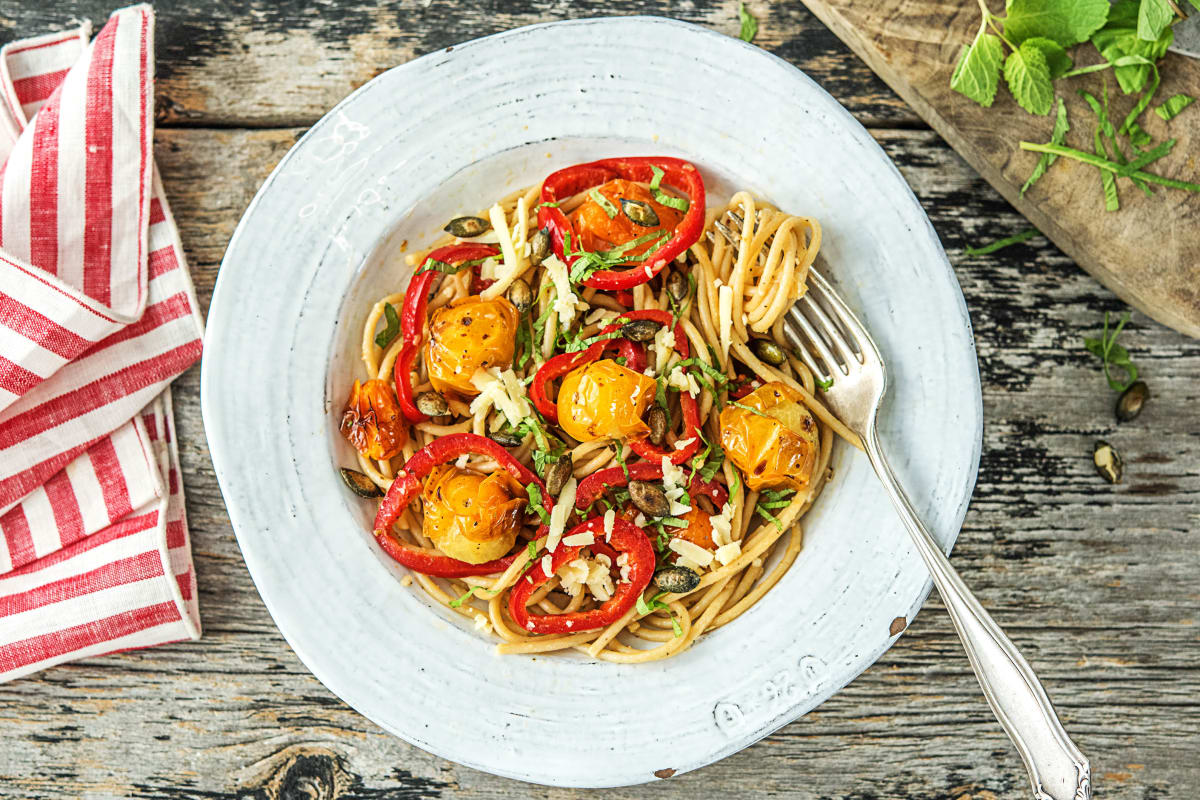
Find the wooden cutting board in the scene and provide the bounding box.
[801,0,1200,338]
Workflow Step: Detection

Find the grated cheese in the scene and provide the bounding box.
[673,437,696,451]
[541,554,554,577]
[455,454,470,469]
[710,502,735,547]
[653,324,675,374]
[557,555,615,601]
[675,555,703,572]
[541,254,583,328]
[617,552,631,583]
[669,538,714,567]
[717,284,734,361]
[546,476,578,551]
[480,201,529,301]
[562,531,596,547]
[478,256,499,281]
[603,508,615,540]
[469,367,532,426]
[715,541,742,566]
[473,612,492,632]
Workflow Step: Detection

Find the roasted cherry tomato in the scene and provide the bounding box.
[672,506,716,550]
[570,178,683,257]
[557,358,656,443]
[421,465,526,564]
[718,381,819,492]
[340,378,408,460]
[425,295,519,397]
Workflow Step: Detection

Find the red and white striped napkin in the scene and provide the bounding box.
[0,4,204,682]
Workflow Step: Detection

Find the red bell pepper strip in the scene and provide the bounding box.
[619,310,702,465]
[393,244,499,424]
[538,157,705,291]
[508,516,655,634]
[574,461,729,512]
[373,433,548,577]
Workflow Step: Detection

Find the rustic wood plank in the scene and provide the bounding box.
[1,125,1197,798]
[0,0,921,129]
[798,0,1200,339]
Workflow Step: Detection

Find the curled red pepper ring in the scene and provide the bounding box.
[619,310,702,466]
[393,244,499,424]
[372,433,548,578]
[574,461,729,512]
[508,516,655,635]
[538,156,706,291]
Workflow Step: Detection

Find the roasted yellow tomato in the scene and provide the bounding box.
[570,178,683,258]
[425,295,519,397]
[719,381,819,492]
[557,358,656,443]
[340,378,408,460]
[421,465,526,564]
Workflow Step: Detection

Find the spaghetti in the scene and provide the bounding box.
[338,157,853,663]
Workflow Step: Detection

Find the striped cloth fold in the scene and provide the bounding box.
[0,4,203,683]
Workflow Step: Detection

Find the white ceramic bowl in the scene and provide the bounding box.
[203,17,982,788]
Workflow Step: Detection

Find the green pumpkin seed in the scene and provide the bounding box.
[489,430,524,448]
[621,318,663,342]
[629,480,670,517]
[415,391,449,417]
[507,278,533,313]
[529,227,551,266]
[646,406,668,446]
[753,338,786,366]
[443,216,490,238]
[666,270,688,303]
[545,454,574,497]
[339,468,383,498]
[1093,440,1123,484]
[621,198,660,227]
[654,565,700,594]
[1115,380,1149,423]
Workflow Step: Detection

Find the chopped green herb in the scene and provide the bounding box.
[1021,98,1070,195]
[648,165,689,212]
[729,400,771,419]
[418,256,492,276]
[588,188,619,219]
[965,228,1041,256]
[737,2,758,43]
[374,303,400,349]
[814,375,834,391]
[449,586,482,608]
[1155,93,1195,122]
[525,483,552,525]
[636,590,671,616]
[612,440,631,481]
[1018,141,1200,193]
[754,489,795,532]
[1083,310,1139,391]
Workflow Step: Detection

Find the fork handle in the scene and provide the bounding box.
[863,425,1091,800]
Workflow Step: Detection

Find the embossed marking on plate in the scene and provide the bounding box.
[713,655,827,736]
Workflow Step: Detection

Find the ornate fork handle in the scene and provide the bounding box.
[864,423,1091,800]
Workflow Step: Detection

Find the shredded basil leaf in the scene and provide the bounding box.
[648,165,689,212]
[588,188,619,219]
[449,586,482,608]
[374,303,400,349]
[525,483,552,525]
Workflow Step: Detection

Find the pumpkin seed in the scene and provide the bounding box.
[443,216,490,238]
[622,318,663,342]
[489,430,524,448]
[629,480,671,517]
[654,565,700,594]
[545,454,574,497]
[529,227,550,266]
[666,269,688,303]
[507,278,533,313]
[621,198,660,227]
[339,467,382,498]
[415,391,449,417]
[647,406,668,446]
[753,338,786,366]
[1115,380,1149,422]
[1093,440,1123,484]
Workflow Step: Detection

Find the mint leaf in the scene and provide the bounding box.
[965,228,1040,255]
[374,303,400,349]
[738,2,758,43]
[950,24,1004,107]
[1092,0,1173,94]
[1005,0,1110,46]
[1004,42,1054,115]
[1021,98,1069,194]
[1137,0,1174,42]
[1155,93,1196,122]
[1021,36,1073,79]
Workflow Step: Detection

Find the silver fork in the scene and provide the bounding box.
[715,215,1091,800]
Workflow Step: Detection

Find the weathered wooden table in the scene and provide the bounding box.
[2,2,1197,798]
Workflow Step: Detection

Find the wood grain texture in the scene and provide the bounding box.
[799,0,1200,339]
[0,2,1198,798]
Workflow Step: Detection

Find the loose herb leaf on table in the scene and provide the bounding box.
[1083,311,1139,391]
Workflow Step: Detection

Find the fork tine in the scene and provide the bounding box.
[780,318,827,380]
[788,304,845,376]
[798,287,860,370]
[806,268,880,364]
